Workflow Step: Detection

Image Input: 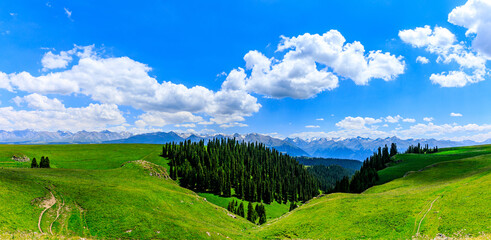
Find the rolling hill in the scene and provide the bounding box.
[0,144,489,239]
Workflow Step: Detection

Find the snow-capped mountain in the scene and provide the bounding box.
[0,129,487,160]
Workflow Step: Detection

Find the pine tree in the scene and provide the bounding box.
[39,156,46,168]
[44,157,50,168]
[289,202,297,211]
[238,202,245,217]
[246,202,256,223]
[31,157,38,168]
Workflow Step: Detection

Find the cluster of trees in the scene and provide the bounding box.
[31,156,50,168]
[330,143,398,193]
[405,143,438,154]
[306,165,353,192]
[163,139,319,204]
[226,200,266,224]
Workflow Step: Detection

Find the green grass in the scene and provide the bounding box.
[1,144,490,239]
[254,146,491,239]
[0,144,167,170]
[0,144,255,239]
[377,144,491,184]
[197,193,292,220]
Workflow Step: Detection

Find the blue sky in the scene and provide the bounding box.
[0,0,490,141]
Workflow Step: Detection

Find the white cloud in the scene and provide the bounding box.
[448,0,491,59]
[402,118,416,123]
[64,8,72,19]
[219,122,248,128]
[41,51,73,71]
[385,115,402,123]
[450,112,463,117]
[0,103,125,132]
[423,117,434,122]
[399,25,487,87]
[221,30,405,99]
[416,56,430,64]
[0,46,261,127]
[316,118,324,121]
[136,111,203,128]
[336,116,382,130]
[175,123,196,128]
[12,93,64,111]
[305,125,320,128]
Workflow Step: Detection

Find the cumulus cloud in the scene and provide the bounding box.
[12,93,64,111]
[0,46,261,129]
[135,111,203,128]
[305,125,320,128]
[400,1,491,88]
[0,102,125,132]
[416,56,430,64]
[221,30,405,99]
[336,116,382,130]
[402,118,416,123]
[41,51,73,71]
[450,112,463,117]
[423,117,434,122]
[316,118,324,121]
[448,0,491,59]
[291,121,491,142]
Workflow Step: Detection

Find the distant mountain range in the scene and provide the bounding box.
[0,129,488,160]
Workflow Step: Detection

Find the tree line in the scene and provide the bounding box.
[405,143,438,154]
[31,156,50,168]
[227,200,266,224]
[306,165,353,192]
[162,139,320,204]
[330,143,398,193]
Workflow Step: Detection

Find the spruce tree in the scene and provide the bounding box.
[31,157,38,168]
[39,156,46,168]
[238,202,245,217]
[45,157,50,168]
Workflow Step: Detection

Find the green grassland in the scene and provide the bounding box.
[0,144,167,170]
[255,145,491,239]
[0,144,255,239]
[0,143,490,239]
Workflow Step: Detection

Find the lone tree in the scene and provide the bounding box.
[31,157,38,168]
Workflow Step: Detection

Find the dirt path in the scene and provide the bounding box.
[416,196,440,236]
[49,195,64,235]
[38,190,56,234]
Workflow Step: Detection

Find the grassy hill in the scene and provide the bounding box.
[255,145,491,239]
[0,144,255,239]
[0,144,490,239]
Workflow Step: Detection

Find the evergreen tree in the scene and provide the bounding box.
[238,202,245,217]
[390,143,398,157]
[289,202,297,211]
[44,157,50,168]
[246,202,257,223]
[31,157,38,168]
[257,204,267,224]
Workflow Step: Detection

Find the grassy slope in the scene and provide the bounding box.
[0,144,167,170]
[0,144,255,239]
[197,193,291,220]
[255,145,491,239]
[1,144,490,239]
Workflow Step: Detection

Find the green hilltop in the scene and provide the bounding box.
[0,143,490,239]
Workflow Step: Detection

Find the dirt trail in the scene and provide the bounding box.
[38,190,56,234]
[49,195,64,235]
[416,196,440,236]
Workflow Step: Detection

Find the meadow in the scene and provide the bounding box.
[0,143,489,239]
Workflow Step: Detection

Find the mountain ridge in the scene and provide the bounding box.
[0,129,487,160]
